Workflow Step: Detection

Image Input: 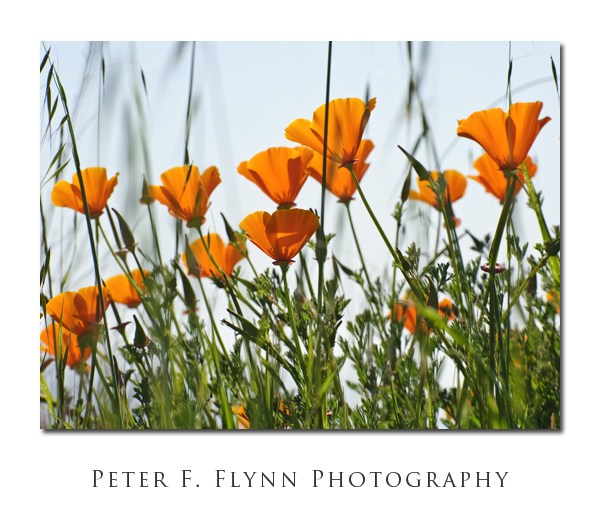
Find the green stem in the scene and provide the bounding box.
[281,264,308,384]
[521,160,560,290]
[53,68,121,423]
[317,41,333,313]
[345,163,399,264]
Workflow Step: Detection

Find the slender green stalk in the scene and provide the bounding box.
[345,163,399,263]
[147,204,164,269]
[521,160,560,289]
[317,41,333,313]
[281,264,307,383]
[40,197,53,299]
[53,67,121,423]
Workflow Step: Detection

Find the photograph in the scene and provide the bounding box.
[39,41,560,430]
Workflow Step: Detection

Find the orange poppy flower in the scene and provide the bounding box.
[470,153,537,203]
[285,97,376,166]
[239,209,319,265]
[408,170,467,210]
[238,147,314,209]
[232,405,250,429]
[457,102,550,171]
[391,298,419,334]
[438,299,457,320]
[105,270,148,308]
[547,291,560,314]
[51,167,119,218]
[182,234,245,279]
[307,139,374,202]
[148,165,221,228]
[45,286,112,337]
[40,323,90,369]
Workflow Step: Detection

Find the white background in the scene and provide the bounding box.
[1,1,595,518]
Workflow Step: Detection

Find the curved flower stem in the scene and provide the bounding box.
[343,201,373,291]
[345,163,399,264]
[521,160,560,290]
[343,201,385,335]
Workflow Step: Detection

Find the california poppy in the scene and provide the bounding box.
[457,102,550,171]
[408,170,466,210]
[238,147,314,209]
[51,167,119,218]
[307,139,374,202]
[239,209,319,265]
[285,97,376,167]
[232,405,250,429]
[391,298,419,334]
[182,234,245,279]
[470,153,537,203]
[45,286,112,337]
[148,165,221,228]
[105,270,148,308]
[547,291,560,314]
[438,299,457,320]
[40,323,90,369]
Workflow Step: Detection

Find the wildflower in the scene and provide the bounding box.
[238,147,314,209]
[307,139,374,202]
[285,97,376,167]
[457,102,550,171]
[408,170,466,210]
[232,405,250,429]
[40,323,91,369]
[148,165,221,228]
[182,234,245,279]
[239,209,319,265]
[438,299,457,320]
[105,270,148,308]
[470,153,537,203]
[547,290,560,314]
[51,167,119,218]
[391,298,418,334]
[45,286,112,338]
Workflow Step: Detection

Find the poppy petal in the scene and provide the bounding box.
[285,118,325,154]
[239,212,277,261]
[51,180,84,213]
[265,209,319,262]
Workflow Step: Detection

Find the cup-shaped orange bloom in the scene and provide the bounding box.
[470,153,537,203]
[46,286,112,337]
[232,405,250,429]
[408,170,467,210]
[457,102,550,171]
[51,167,119,218]
[438,299,457,320]
[307,139,374,202]
[391,299,419,334]
[285,97,376,166]
[238,147,314,209]
[148,165,221,227]
[239,209,319,265]
[182,234,245,279]
[105,270,148,308]
[40,323,90,369]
